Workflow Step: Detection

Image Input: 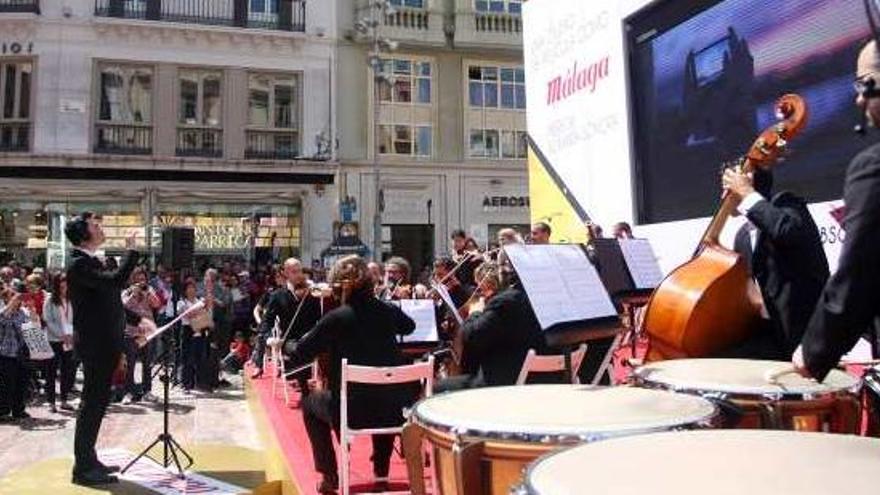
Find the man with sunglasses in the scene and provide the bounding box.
[793,41,880,380]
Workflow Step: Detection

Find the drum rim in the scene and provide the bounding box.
[410,387,718,444]
[633,361,861,401]
[517,430,880,494]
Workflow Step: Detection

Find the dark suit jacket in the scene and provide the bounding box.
[732,191,829,359]
[67,249,141,364]
[803,142,880,380]
[461,285,547,386]
[287,294,416,428]
[259,286,323,343]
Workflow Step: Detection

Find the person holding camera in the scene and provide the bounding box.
[65,212,155,486]
[0,284,33,422]
[121,267,163,403]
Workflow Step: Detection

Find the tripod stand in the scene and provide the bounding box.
[121,279,193,479]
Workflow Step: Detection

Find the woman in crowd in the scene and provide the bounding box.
[0,284,33,421]
[43,273,77,412]
[177,280,213,393]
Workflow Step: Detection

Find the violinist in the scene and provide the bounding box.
[438,261,546,391]
[251,258,323,391]
[431,257,474,337]
[377,257,415,300]
[284,255,417,494]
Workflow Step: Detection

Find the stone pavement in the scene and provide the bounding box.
[0,372,262,480]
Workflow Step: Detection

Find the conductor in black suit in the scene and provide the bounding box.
[721,166,829,360]
[65,212,155,486]
[793,41,880,380]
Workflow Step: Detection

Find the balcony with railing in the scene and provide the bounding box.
[454,0,521,49]
[0,0,39,14]
[94,0,306,32]
[94,123,153,155]
[0,122,30,152]
[355,0,445,46]
[176,127,223,158]
[245,129,299,160]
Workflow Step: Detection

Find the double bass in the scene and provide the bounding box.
[643,94,808,362]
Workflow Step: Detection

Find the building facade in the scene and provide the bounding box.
[0,0,338,270]
[335,0,528,277]
[0,0,528,274]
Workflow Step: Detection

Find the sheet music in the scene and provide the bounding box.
[396,299,439,342]
[145,300,206,343]
[842,338,873,364]
[431,281,464,326]
[504,244,617,330]
[618,238,664,289]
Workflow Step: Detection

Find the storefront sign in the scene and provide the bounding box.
[195,225,249,250]
[1,42,33,55]
[482,195,530,209]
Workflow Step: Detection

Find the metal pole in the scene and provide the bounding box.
[371,3,383,263]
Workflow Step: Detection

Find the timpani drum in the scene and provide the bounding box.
[634,358,861,432]
[406,385,717,495]
[521,430,880,495]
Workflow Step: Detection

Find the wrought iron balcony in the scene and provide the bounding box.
[245,129,299,160]
[0,0,39,14]
[0,122,30,152]
[94,0,306,32]
[94,123,153,155]
[176,127,223,158]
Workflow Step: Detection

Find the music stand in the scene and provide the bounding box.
[121,274,194,478]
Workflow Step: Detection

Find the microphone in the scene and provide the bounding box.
[855,116,868,136]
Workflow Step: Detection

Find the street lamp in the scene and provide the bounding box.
[356,0,398,261]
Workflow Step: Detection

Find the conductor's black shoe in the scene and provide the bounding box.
[316,474,339,494]
[72,468,119,486]
[96,462,121,474]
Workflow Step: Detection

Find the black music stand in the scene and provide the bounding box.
[121,275,194,479]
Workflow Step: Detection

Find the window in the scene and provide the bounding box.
[379,125,432,157]
[97,64,152,124]
[94,63,153,154]
[474,0,521,14]
[469,65,525,109]
[178,69,223,157]
[0,61,32,152]
[378,58,431,104]
[390,0,425,6]
[470,129,526,159]
[179,69,222,126]
[246,73,301,160]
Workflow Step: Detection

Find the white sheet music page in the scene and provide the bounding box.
[398,299,439,342]
[618,238,664,289]
[504,244,617,330]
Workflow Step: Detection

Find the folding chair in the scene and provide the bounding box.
[340,356,435,495]
[515,343,588,385]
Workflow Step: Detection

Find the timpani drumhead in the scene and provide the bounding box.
[412,385,716,442]
[524,430,880,495]
[635,359,858,397]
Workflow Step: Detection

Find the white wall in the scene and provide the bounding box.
[524,0,846,274]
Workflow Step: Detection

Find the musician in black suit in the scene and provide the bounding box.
[256,257,322,392]
[444,261,547,389]
[285,255,416,494]
[793,41,880,380]
[721,166,829,360]
[65,212,154,486]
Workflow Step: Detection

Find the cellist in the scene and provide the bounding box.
[719,165,828,360]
